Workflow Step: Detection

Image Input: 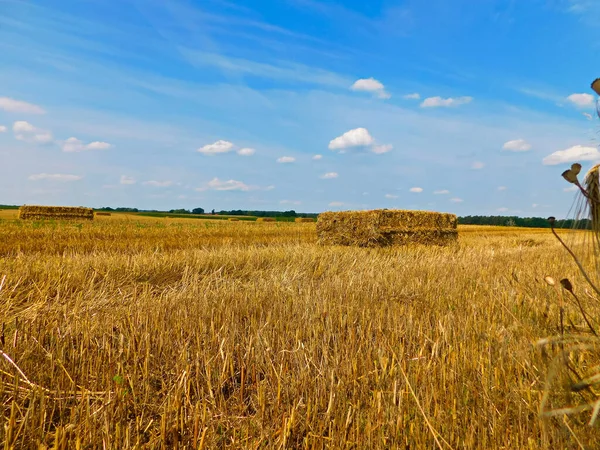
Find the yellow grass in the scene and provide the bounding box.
[0,219,597,448]
[295,217,315,223]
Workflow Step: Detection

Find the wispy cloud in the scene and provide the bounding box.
[0,125,6,133]
[198,140,234,155]
[421,96,472,108]
[0,97,45,114]
[543,145,600,165]
[277,156,295,163]
[471,161,485,169]
[320,172,338,179]
[312,154,323,160]
[329,201,344,207]
[409,187,423,193]
[433,189,449,194]
[196,178,257,191]
[385,193,398,199]
[403,93,420,100]
[28,173,82,181]
[120,175,136,185]
[237,147,255,156]
[61,137,112,152]
[143,180,173,187]
[350,77,390,99]
[502,139,531,152]
[567,93,595,108]
[13,121,53,144]
[450,197,463,203]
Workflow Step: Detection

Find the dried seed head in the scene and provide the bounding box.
[544,276,556,286]
[560,278,573,292]
[562,169,578,184]
[571,163,582,176]
[592,78,600,96]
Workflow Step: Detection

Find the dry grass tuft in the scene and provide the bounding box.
[317,209,457,247]
[19,205,94,221]
[256,217,276,222]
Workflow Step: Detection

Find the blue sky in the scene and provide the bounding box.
[1,0,599,216]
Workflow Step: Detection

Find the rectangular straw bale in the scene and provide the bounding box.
[256,217,276,222]
[295,217,315,223]
[228,218,240,221]
[19,205,94,221]
[316,209,457,247]
[95,212,112,216]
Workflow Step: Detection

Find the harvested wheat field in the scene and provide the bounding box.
[0,217,598,448]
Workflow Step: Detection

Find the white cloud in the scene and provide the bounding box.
[312,154,323,160]
[420,96,472,108]
[13,121,53,144]
[237,147,255,156]
[542,145,600,165]
[198,140,234,155]
[403,93,420,100]
[567,93,595,108]
[583,112,594,120]
[143,180,173,187]
[350,78,390,99]
[329,201,344,207]
[0,97,45,114]
[329,127,374,150]
[0,125,6,133]
[328,127,392,154]
[120,175,136,185]
[61,137,112,152]
[28,173,82,181]
[280,199,301,205]
[409,187,423,193]
[385,194,398,199]
[532,203,538,208]
[450,197,463,203]
[204,177,252,191]
[471,161,485,169]
[320,172,338,179]
[498,186,507,191]
[277,156,295,163]
[497,207,509,212]
[564,185,578,192]
[433,189,450,195]
[371,144,393,154]
[502,139,531,152]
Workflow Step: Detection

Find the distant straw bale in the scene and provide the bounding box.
[19,205,94,221]
[95,212,112,216]
[257,217,276,222]
[295,218,315,223]
[228,218,240,222]
[317,209,457,247]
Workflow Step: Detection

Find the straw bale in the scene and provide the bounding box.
[19,205,94,221]
[256,217,276,222]
[95,212,112,216]
[316,209,457,247]
[228,218,240,221]
[295,217,315,223]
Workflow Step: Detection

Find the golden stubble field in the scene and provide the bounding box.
[0,213,598,449]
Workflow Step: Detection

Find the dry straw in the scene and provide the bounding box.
[228,218,240,222]
[95,212,112,216]
[256,217,276,222]
[295,218,315,223]
[316,209,457,247]
[19,205,94,221]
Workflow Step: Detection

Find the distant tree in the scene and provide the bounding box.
[169,209,191,214]
[211,209,216,215]
[192,207,205,214]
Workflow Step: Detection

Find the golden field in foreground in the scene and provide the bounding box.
[0,216,598,449]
